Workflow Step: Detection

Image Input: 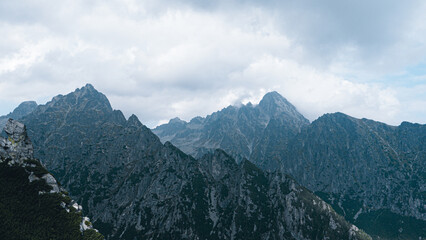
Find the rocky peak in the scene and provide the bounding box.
[9,101,38,119]
[0,101,38,130]
[127,114,143,127]
[22,84,116,137]
[258,91,308,123]
[189,116,204,124]
[4,118,27,142]
[154,117,188,138]
[316,112,356,122]
[0,118,33,163]
[259,91,284,103]
[258,91,289,111]
[73,83,96,94]
[169,117,186,124]
[309,112,391,137]
[41,84,112,114]
[16,85,373,240]
[83,83,95,90]
[0,119,59,192]
[73,83,102,99]
[153,90,310,166]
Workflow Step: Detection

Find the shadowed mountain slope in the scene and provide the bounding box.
[20,84,370,240]
[282,112,426,239]
[155,94,425,239]
[153,91,309,170]
[0,119,103,240]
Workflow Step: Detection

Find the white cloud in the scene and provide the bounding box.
[0,0,424,127]
[228,56,401,124]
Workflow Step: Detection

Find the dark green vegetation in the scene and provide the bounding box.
[317,192,426,240]
[0,119,104,240]
[0,160,90,240]
[15,84,370,239]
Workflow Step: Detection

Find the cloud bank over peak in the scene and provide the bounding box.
[0,0,425,127]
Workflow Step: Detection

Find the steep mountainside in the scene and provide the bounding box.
[0,101,37,129]
[0,119,103,240]
[155,94,425,239]
[282,112,426,239]
[153,91,309,170]
[21,84,370,239]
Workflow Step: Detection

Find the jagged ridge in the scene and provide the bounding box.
[0,101,37,129]
[19,85,370,240]
[153,91,309,170]
[152,94,426,239]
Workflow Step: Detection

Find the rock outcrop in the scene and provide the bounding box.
[0,118,103,240]
[1,119,34,164]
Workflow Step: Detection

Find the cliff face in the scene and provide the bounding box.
[153,91,309,170]
[282,113,426,239]
[0,119,103,240]
[153,94,426,239]
[20,85,370,240]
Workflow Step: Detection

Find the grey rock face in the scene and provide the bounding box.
[0,118,63,194]
[155,99,426,238]
[0,101,37,129]
[0,119,34,164]
[196,150,371,240]
[21,85,370,240]
[281,113,426,229]
[284,114,425,213]
[0,119,100,239]
[153,91,309,170]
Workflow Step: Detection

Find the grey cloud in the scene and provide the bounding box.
[0,0,424,127]
[168,0,426,74]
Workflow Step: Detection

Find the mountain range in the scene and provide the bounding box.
[154,90,426,239]
[153,91,309,170]
[1,84,371,239]
[2,83,424,239]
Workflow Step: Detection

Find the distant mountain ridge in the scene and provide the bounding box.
[0,101,37,129]
[153,91,309,170]
[282,112,426,239]
[154,91,426,239]
[6,84,424,239]
[17,84,370,240]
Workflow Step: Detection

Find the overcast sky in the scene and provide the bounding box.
[0,0,425,127]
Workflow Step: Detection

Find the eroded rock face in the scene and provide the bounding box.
[0,118,65,194]
[154,95,426,239]
[0,119,103,239]
[153,91,309,170]
[280,113,426,239]
[0,119,33,165]
[20,85,371,240]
